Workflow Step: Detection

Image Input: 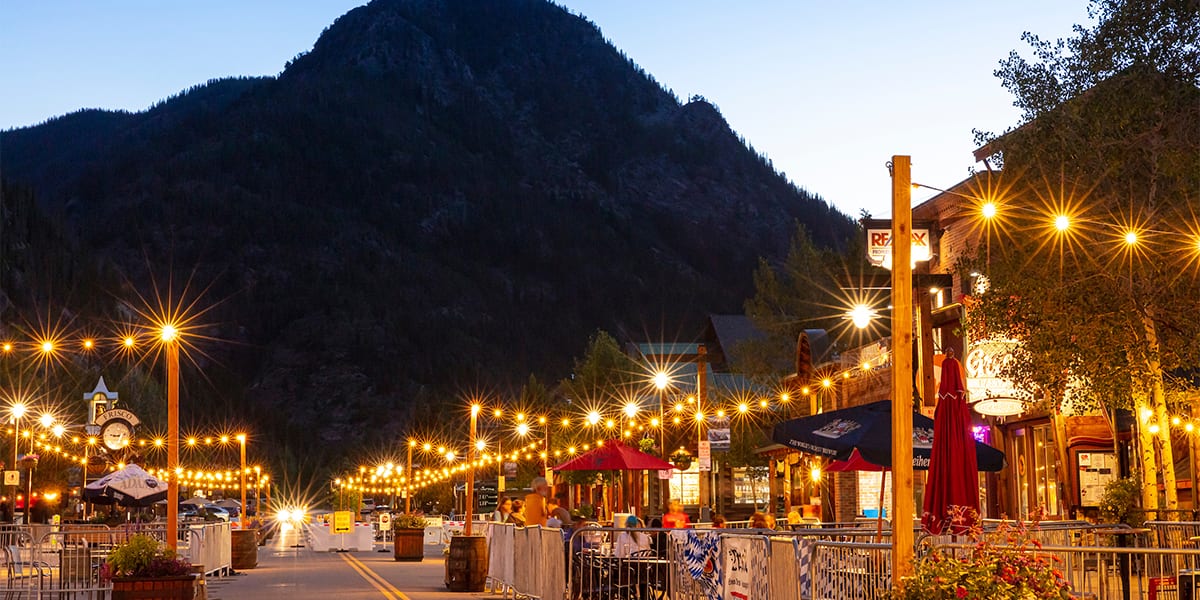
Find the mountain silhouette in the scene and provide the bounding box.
[1,0,854,471]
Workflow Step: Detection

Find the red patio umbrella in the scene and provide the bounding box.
[921,355,980,535]
[553,440,675,472]
[553,440,675,516]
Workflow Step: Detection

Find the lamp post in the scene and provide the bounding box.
[464,404,480,536]
[405,439,415,514]
[654,371,670,508]
[9,402,26,523]
[162,324,180,552]
[236,434,247,529]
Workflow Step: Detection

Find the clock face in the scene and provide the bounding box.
[102,421,132,450]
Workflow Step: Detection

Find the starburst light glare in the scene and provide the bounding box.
[587,411,601,426]
[1124,231,1138,246]
[623,402,639,418]
[653,371,669,390]
[848,304,874,329]
[160,324,178,343]
[981,202,997,219]
[1054,215,1070,232]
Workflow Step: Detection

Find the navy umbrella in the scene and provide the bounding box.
[83,464,169,507]
[771,400,1004,471]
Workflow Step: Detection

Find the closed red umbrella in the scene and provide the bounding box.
[922,355,980,535]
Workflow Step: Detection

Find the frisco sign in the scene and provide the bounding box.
[865,221,932,270]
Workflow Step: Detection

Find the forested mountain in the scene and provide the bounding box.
[1,0,855,473]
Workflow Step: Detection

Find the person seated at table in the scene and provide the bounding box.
[787,507,802,525]
[711,514,727,528]
[662,500,690,528]
[750,512,771,529]
[506,499,527,526]
[547,494,574,530]
[614,515,652,557]
[492,497,514,523]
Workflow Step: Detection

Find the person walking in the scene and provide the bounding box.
[524,477,551,527]
[662,500,690,528]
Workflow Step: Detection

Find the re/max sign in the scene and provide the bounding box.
[866,227,931,269]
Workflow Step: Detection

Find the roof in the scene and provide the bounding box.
[707,315,765,353]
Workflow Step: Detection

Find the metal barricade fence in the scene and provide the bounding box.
[1145,521,1200,553]
[935,541,1200,600]
[183,522,232,576]
[809,541,891,600]
[486,523,564,600]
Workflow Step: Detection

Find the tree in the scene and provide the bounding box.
[973,0,1200,512]
[739,224,841,380]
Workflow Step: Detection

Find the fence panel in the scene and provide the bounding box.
[809,541,891,600]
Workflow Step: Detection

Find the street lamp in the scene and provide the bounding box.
[9,401,26,522]
[465,404,480,536]
[236,434,247,529]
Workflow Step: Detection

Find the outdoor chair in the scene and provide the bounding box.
[3,544,50,594]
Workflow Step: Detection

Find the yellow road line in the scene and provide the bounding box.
[340,552,411,600]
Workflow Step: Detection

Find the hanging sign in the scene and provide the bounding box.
[698,441,712,471]
[865,220,932,270]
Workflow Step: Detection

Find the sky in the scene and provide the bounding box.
[0,1,1092,218]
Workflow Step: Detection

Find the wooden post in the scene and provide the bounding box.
[238,435,247,529]
[166,341,179,551]
[890,155,915,580]
[697,345,710,511]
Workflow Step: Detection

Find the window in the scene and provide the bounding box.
[668,463,700,505]
[732,466,770,505]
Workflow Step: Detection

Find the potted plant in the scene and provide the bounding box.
[102,534,197,600]
[1098,476,1143,528]
[393,514,428,562]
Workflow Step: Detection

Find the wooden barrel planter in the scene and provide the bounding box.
[445,535,488,592]
[111,576,197,600]
[393,528,425,562]
[231,528,259,570]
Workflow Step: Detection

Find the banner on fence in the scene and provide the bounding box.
[723,537,753,600]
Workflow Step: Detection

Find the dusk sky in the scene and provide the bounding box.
[1,1,1091,218]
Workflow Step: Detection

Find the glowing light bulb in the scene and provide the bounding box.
[848,304,874,329]
[981,202,997,219]
[1124,231,1138,246]
[653,371,669,390]
[160,325,178,342]
[1054,215,1070,232]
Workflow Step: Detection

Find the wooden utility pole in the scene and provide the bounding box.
[697,345,710,513]
[166,339,180,551]
[891,156,915,580]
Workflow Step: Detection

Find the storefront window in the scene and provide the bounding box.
[669,463,700,505]
[732,466,769,505]
[1033,424,1060,516]
[857,471,892,518]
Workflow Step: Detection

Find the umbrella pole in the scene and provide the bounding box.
[877,470,887,544]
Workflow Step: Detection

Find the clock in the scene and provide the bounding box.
[101,420,132,450]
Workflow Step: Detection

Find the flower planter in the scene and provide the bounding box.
[393,528,425,562]
[111,575,197,600]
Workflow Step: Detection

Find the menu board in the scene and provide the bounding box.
[1077,451,1117,507]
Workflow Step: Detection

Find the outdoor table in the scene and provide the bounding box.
[1091,527,1152,600]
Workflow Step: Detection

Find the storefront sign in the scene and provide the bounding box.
[965,338,1021,402]
[866,226,931,270]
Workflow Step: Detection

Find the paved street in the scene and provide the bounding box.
[209,525,481,600]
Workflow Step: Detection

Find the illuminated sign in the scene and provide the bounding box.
[866,226,932,270]
[966,338,1024,416]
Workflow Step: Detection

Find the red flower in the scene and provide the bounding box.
[956,585,968,598]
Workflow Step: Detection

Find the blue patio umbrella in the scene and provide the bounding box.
[771,400,1005,471]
